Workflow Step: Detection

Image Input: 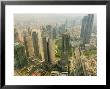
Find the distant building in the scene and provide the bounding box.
[59,24,66,35]
[52,27,57,39]
[80,14,94,45]
[65,18,68,27]
[41,26,48,38]
[28,27,32,36]
[53,25,61,38]
[14,28,24,43]
[46,25,53,38]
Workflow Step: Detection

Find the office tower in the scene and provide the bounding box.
[14,28,24,43]
[42,36,56,64]
[80,14,94,45]
[14,43,27,69]
[53,25,60,38]
[37,30,44,60]
[61,34,70,72]
[59,24,66,35]
[23,31,34,58]
[42,37,50,62]
[65,18,68,28]
[14,28,22,43]
[53,27,57,39]
[46,25,53,38]
[32,32,39,57]
[28,27,32,36]
[62,34,70,55]
[32,29,44,60]
[48,39,56,64]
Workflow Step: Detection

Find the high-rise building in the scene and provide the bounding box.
[61,34,70,72]
[42,37,50,62]
[48,39,56,64]
[23,31,34,58]
[32,32,39,57]
[53,27,57,39]
[65,18,68,28]
[80,14,94,45]
[42,37,56,64]
[62,34,70,55]
[46,25,53,38]
[14,28,24,43]
[28,27,32,36]
[59,24,66,35]
[32,29,44,60]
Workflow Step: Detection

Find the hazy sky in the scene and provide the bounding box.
[14,14,96,27]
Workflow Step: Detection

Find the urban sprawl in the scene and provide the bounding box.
[14,14,97,76]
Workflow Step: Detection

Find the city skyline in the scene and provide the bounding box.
[14,14,97,28]
[14,14,97,76]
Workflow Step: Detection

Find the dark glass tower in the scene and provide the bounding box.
[42,37,50,63]
[80,14,94,45]
[61,34,70,73]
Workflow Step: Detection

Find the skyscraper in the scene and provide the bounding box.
[14,28,24,43]
[59,24,66,35]
[53,27,57,39]
[32,32,39,57]
[61,33,70,72]
[42,37,50,62]
[42,36,56,64]
[80,14,94,45]
[46,25,53,38]
[32,29,44,60]
[23,31,34,58]
[48,39,56,64]
[28,27,32,36]
[62,33,70,55]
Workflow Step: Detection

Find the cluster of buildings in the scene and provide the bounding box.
[14,14,96,76]
[14,27,56,68]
